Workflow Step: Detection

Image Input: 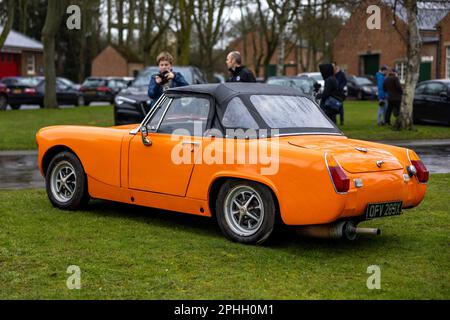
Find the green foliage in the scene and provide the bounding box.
[0,174,449,299]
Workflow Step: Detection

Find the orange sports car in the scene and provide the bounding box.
[36,83,428,244]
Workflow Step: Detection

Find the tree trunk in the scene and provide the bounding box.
[42,0,64,109]
[395,0,421,130]
[126,0,135,46]
[117,0,124,46]
[0,0,15,50]
[107,0,112,43]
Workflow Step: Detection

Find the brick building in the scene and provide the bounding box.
[333,0,450,83]
[91,45,144,77]
[228,32,323,79]
[0,26,44,78]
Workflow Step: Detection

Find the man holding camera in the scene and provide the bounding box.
[148,51,188,101]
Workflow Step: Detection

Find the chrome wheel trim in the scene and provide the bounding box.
[50,161,77,203]
[223,185,264,237]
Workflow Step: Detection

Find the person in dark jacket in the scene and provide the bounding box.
[332,62,347,125]
[383,69,403,125]
[225,51,256,82]
[148,51,189,101]
[318,63,341,124]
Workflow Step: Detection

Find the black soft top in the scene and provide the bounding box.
[166,83,307,105]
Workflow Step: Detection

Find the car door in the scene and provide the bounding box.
[413,82,427,121]
[424,82,446,122]
[128,94,212,196]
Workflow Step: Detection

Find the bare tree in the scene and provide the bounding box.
[0,0,15,50]
[395,0,421,130]
[193,0,229,80]
[42,0,65,108]
[174,0,194,65]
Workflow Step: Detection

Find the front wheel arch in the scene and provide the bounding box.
[42,145,79,176]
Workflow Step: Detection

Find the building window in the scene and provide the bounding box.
[27,54,35,75]
[395,61,406,84]
[446,47,450,79]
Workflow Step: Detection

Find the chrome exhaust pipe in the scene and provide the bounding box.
[296,221,381,240]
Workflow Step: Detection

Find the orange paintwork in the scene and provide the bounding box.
[36,125,427,226]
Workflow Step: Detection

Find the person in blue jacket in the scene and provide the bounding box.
[376,65,389,126]
[148,51,188,102]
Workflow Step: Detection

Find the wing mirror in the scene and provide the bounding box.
[439,91,448,99]
[140,126,152,146]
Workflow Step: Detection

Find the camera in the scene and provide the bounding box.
[156,70,170,85]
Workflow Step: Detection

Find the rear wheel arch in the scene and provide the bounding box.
[208,177,281,221]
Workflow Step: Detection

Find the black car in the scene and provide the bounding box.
[0,82,7,110]
[114,66,207,125]
[346,76,378,100]
[0,76,84,109]
[266,76,315,95]
[80,77,129,105]
[413,80,450,126]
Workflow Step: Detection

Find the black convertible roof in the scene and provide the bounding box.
[166,83,306,104]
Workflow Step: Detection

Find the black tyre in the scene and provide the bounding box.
[0,94,7,111]
[75,95,85,107]
[45,151,89,210]
[216,180,276,245]
[10,104,21,110]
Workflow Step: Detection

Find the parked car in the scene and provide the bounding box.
[0,76,84,109]
[266,76,315,95]
[297,72,324,93]
[346,75,378,100]
[413,79,450,125]
[80,77,129,105]
[0,82,7,110]
[0,76,43,109]
[37,83,428,245]
[114,66,208,125]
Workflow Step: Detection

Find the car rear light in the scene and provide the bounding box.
[24,88,36,94]
[97,86,110,92]
[325,153,350,193]
[407,149,429,183]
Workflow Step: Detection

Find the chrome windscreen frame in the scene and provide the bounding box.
[129,94,166,135]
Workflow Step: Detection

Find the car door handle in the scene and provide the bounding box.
[182,141,200,146]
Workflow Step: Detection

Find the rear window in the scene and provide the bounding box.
[250,95,334,129]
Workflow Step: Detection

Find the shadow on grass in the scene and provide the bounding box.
[80,198,391,253]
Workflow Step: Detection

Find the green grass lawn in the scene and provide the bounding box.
[0,106,113,150]
[0,174,448,299]
[340,100,450,141]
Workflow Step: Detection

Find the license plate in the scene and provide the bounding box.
[13,89,22,94]
[365,201,402,220]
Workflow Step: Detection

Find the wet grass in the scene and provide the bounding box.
[339,100,450,141]
[0,174,448,299]
[0,105,113,150]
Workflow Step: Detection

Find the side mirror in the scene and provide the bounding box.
[140,126,152,146]
[439,91,448,99]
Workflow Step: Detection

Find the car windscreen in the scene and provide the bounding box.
[133,67,193,87]
[354,77,373,86]
[83,78,107,87]
[250,95,335,129]
[12,77,42,87]
[311,74,323,82]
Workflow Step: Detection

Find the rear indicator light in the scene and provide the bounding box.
[24,88,36,94]
[325,153,350,193]
[97,86,110,92]
[411,160,429,183]
[407,149,429,183]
